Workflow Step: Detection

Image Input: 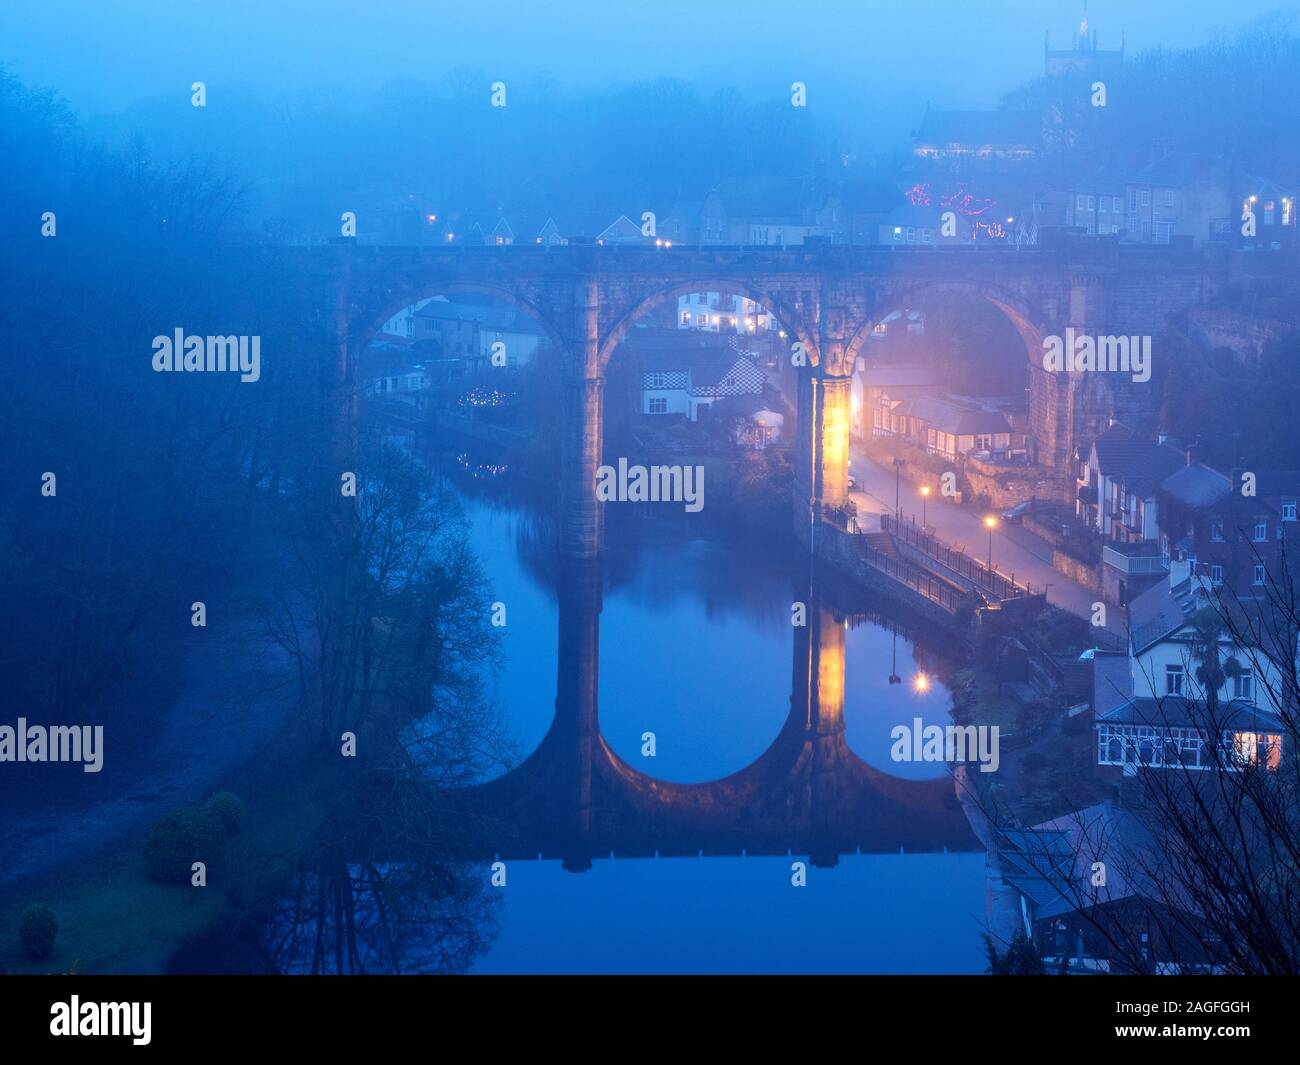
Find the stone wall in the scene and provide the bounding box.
[1188,307,1294,364]
[1051,547,1101,593]
[962,454,1049,510]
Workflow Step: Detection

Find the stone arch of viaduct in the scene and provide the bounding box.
[321,242,1225,556]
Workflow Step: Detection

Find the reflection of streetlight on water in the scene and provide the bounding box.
[888,624,901,685]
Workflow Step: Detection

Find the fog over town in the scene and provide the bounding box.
[2,0,1300,1040]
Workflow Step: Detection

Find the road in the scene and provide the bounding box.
[847,447,1126,639]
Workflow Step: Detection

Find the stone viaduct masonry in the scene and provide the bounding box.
[316,241,1231,554]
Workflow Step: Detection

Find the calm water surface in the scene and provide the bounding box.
[458,488,988,974]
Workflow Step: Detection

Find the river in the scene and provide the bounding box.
[453,473,989,974]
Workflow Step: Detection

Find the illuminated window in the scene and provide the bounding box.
[1234,732,1283,769]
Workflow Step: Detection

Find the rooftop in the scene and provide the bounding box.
[1098,696,1284,733]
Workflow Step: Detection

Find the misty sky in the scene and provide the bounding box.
[1,0,1291,124]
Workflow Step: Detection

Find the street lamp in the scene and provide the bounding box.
[913,672,930,694]
[984,515,999,572]
[893,457,904,521]
[919,484,931,527]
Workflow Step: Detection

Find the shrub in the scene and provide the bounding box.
[143,806,225,884]
[204,791,247,836]
[19,904,58,960]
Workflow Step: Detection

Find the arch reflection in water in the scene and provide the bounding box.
[451,554,977,871]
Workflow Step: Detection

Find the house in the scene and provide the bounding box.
[717,395,785,449]
[486,217,515,246]
[998,801,1211,974]
[635,331,766,421]
[529,212,654,247]
[1088,558,1287,776]
[675,291,776,334]
[595,214,651,246]
[854,362,937,440]
[809,177,899,245]
[741,407,784,448]
[379,297,436,338]
[1159,467,1300,599]
[708,177,821,245]
[877,205,941,247]
[1076,424,1186,543]
[1079,428,1285,605]
[1096,694,1284,776]
[412,297,543,370]
[1121,161,1196,246]
[1237,177,1297,250]
[1058,171,1126,236]
[361,337,434,404]
[658,201,706,245]
[536,216,568,246]
[894,393,1019,460]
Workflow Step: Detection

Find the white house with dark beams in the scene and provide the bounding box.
[634,330,766,421]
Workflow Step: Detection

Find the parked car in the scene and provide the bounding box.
[1001,499,1034,523]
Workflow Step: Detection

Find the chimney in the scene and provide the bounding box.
[1169,558,1192,588]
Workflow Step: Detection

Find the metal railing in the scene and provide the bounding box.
[881,513,1035,601]
[852,533,966,613]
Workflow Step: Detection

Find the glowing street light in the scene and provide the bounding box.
[983,515,999,572]
[919,484,931,526]
[913,672,931,694]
